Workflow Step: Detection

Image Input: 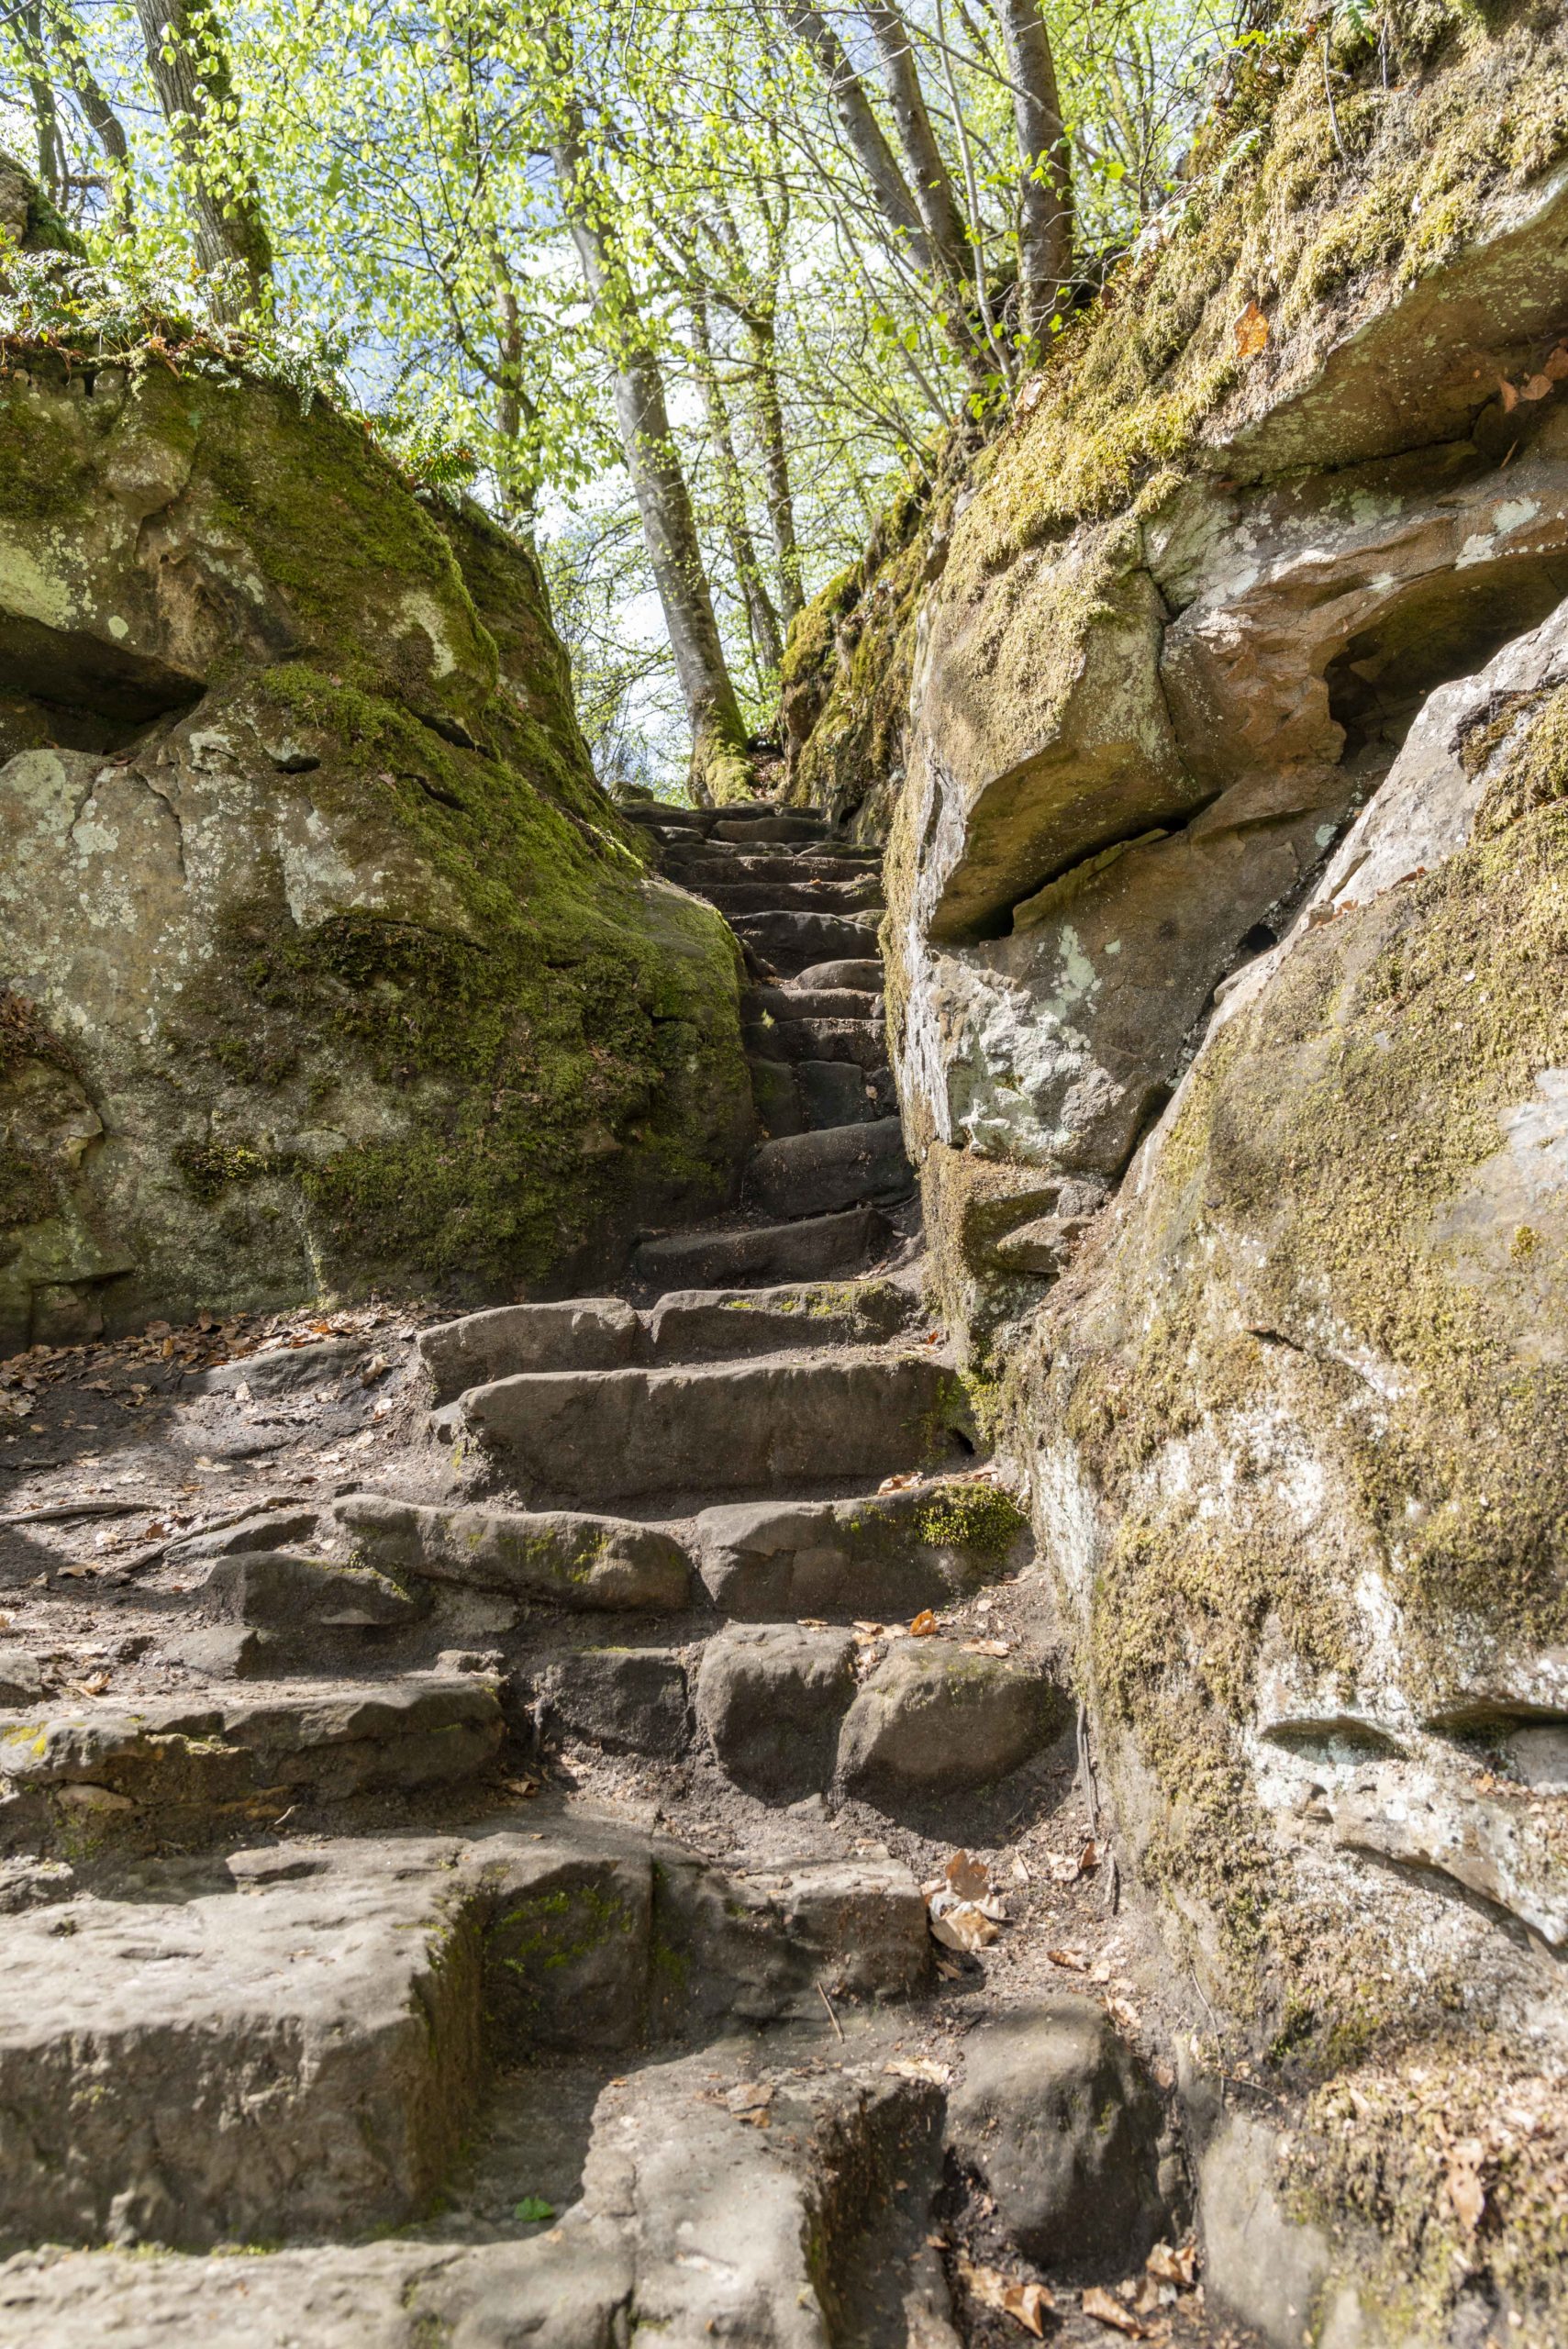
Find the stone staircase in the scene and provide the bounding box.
[0,797,1206,2346]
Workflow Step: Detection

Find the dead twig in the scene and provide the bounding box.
[817,1980,845,2042]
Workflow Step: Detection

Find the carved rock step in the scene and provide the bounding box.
[796,956,884,991]
[629,1204,892,1290]
[730,908,881,972]
[693,1478,1030,1619]
[695,879,884,916]
[750,983,881,1020]
[749,1055,889,1138]
[662,850,880,883]
[709,814,827,844]
[439,1351,974,1509]
[418,1276,919,1400]
[337,1491,695,1610]
[744,1015,887,1070]
[0,1678,502,1850]
[336,1470,1026,1628]
[0,1819,929,2255]
[694,1631,1067,1804]
[1,2019,950,2347]
[745,1119,914,1218]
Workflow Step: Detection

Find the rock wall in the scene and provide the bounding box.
[786,6,1568,2336]
[0,170,752,1349]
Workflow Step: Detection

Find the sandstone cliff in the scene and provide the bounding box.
[0,160,752,1349]
[785,4,1568,2336]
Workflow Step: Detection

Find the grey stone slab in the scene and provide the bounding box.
[418,1300,642,1405]
[447,1353,973,1508]
[337,1494,692,1611]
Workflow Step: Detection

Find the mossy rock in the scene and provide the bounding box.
[0,344,752,1345]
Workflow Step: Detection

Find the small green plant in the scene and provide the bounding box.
[513,2196,556,2223]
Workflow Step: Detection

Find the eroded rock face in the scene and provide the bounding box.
[0,290,751,1346]
[784,11,1568,2334]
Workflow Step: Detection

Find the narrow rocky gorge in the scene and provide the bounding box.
[0,804,1222,2347]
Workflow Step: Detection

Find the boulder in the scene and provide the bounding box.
[0,262,751,1349]
[837,1640,1067,1801]
[946,2000,1168,2277]
[695,1624,857,1798]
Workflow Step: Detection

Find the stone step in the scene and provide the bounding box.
[630,1204,892,1289]
[691,1475,1030,1619]
[664,851,881,884]
[2,2018,949,2346]
[337,1492,695,1609]
[0,1817,929,2255]
[729,909,881,970]
[711,815,826,844]
[0,1678,503,1850]
[439,1351,973,1508]
[744,1015,887,1070]
[751,1052,885,1135]
[751,1052,873,1136]
[695,880,883,916]
[417,1278,918,1396]
[795,956,884,990]
[695,1627,1068,1808]
[643,1275,918,1361]
[747,1052,806,1137]
[750,983,882,1020]
[796,1059,889,1128]
[419,1297,640,1404]
[622,801,707,829]
[745,1118,913,1218]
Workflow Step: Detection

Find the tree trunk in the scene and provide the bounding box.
[782,0,987,385]
[995,0,1073,344]
[18,4,66,205]
[863,2,970,289]
[740,309,804,624]
[552,108,749,805]
[779,0,926,262]
[134,0,272,319]
[691,291,784,678]
[49,0,134,228]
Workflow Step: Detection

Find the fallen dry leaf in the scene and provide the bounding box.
[931,1902,999,1953]
[946,1849,990,1900]
[878,1471,919,1492]
[1082,2283,1152,2336]
[1146,2241,1198,2287]
[909,1609,938,1637]
[884,2056,951,2087]
[961,1638,1010,1657]
[1521,372,1555,402]
[724,2082,774,2128]
[1106,1996,1141,2033]
[1235,299,1269,358]
[1500,374,1520,413]
[1045,1945,1088,1971]
[1446,2141,1485,2231]
[956,2257,1054,2335]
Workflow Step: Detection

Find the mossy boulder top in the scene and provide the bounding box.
[0,350,752,1345]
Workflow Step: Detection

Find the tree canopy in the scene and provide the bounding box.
[0,0,1254,793]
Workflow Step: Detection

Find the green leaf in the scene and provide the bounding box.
[514,2196,557,2224]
